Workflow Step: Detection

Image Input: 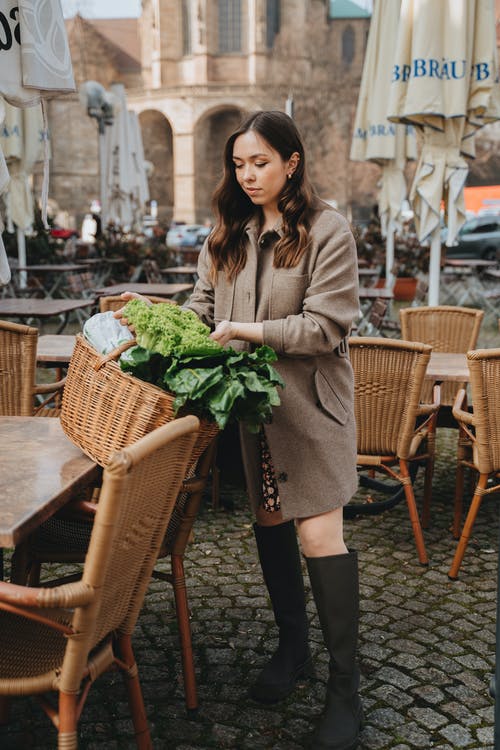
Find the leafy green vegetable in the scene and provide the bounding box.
[123,298,223,357]
[120,300,284,431]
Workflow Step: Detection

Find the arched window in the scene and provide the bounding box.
[218,0,242,53]
[182,0,192,56]
[342,25,355,66]
[266,0,280,49]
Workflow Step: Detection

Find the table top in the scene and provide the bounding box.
[425,352,469,382]
[37,334,76,364]
[485,267,500,279]
[16,264,90,272]
[0,417,99,547]
[161,265,198,274]
[444,258,498,269]
[95,282,193,297]
[0,298,94,318]
[359,287,394,300]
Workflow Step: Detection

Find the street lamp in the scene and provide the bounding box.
[79,80,115,227]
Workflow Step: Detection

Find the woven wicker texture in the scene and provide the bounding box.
[349,337,432,458]
[400,305,483,406]
[349,337,436,565]
[0,610,70,684]
[0,320,39,416]
[98,295,173,313]
[0,320,63,417]
[448,348,500,578]
[465,348,500,475]
[60,334,218,469]
[0,415,199,747]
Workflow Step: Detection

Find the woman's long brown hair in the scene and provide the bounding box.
[208,110,316,281]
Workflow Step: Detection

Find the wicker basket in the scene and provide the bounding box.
[60,334,219,468]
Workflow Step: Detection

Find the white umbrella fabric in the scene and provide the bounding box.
[388,0,500,304]
[350,0,417,286]
[104,84,150,231]
[0,0,74,285]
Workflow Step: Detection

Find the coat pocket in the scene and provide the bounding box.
[314,368,348,425]
[270,273,309,319]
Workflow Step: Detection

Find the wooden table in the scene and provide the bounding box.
[425,352,469,383]
[15,264,91,297]
[444,258,498,269]
[95,282,193,299]
[37,334,76,366]
[359,286,394,300]
[0,417,99,549]
[0,298,95,333]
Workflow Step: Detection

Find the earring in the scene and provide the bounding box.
[287,172,292,179]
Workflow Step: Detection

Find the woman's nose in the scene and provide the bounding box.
[243,165,255,181]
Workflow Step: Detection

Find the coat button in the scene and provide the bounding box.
[277,471,288,482]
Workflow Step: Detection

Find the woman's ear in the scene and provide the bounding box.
[287,152,300,176]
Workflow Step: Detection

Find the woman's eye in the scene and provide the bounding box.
[255,162,267,168]
[233,163,243,170]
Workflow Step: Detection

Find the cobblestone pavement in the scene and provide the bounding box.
[1,316,499,749]
[1,426,498,750]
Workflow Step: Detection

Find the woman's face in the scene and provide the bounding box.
[232,130,297,213]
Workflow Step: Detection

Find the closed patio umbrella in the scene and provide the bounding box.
[104,84,150,231]
[351,0,416,286]
[0,0,75,284]
[388,0,500,304]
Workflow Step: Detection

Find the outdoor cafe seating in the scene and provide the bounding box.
[399,305,484,408]
[0,320,65,417]
[9,330,220,713]
[0,416,199,749]
[448,347,500,580]
[347,337,440,566]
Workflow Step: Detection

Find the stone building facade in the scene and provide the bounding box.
[44,1,500,229]
[46,1,375,226]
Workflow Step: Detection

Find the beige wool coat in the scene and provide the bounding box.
[185,199,360,520]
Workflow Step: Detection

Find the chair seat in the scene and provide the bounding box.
[0,610,67,690]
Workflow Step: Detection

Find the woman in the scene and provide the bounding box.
[119,110,361,750]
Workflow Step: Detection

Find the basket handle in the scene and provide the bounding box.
[93,339,138,371]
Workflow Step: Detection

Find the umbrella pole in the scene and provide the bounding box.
[427,230,441,306]
[16,226,27,289]
[386,220,395,288]
[99,130,107,229]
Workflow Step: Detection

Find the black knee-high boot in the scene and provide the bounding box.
[306,550,362,750]
[250,521,315,703]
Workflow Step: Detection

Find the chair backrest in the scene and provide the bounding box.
[349,336,432,458]
[399,305,483,351]
[59,415,199,693]
[465,348,500,474]
[98,295,174,313]
[0,320,38,416]
[399,305,484,405]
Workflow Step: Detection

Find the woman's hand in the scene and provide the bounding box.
[113,291,152,330]
[210,320,236,347]
[210,320,263,347]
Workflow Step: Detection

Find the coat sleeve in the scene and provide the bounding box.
[262,213,359,356]
[182,241,215,329]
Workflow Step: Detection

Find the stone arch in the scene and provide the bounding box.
[193,105,246,222]
[138,109,174,223]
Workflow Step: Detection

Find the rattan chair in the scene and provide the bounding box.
[11,436,219,713]
[0,320,65,416]
[399,305,484,406]
[0,415,199,749]
[349,337,440,565]
[98,294,172,313]
[448,348,500,579]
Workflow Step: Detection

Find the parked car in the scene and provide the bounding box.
[166,223,210,250]
[444,214,500,260]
